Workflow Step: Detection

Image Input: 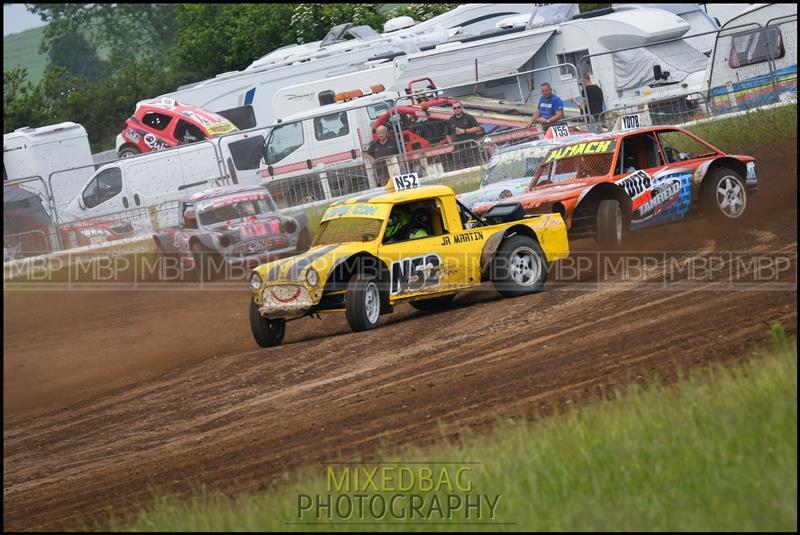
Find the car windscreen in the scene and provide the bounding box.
[197,197,277,227]
[484,148,549,187]
[313,217,384,246]
[530,150,616,189]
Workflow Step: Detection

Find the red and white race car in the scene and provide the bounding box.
[115,97,238,158]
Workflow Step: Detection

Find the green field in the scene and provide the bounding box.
[3,26,47,83]
[115,327,797,531]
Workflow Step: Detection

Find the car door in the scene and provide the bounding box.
[612,132,669,223]
[378,199,475,299]
[615,132,692,230]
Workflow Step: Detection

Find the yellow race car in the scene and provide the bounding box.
[248,178,569,347]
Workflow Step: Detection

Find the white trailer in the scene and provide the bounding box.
[3,122,95,213]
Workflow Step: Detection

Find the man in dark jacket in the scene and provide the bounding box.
[446,101,484,168]
[571,73,605,120]
[365,125,399,186]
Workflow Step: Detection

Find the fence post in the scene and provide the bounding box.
[319,171,333,200]
[149,206,160,233]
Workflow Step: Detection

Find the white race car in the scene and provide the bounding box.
[458,134,592,210]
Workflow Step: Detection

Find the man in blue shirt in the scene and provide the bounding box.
[530,82,564,129]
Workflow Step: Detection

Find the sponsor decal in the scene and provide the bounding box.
[285,92,315,102]
[637,179,682,220]
[321,203,380,221]
[616,169,652,209]
[545,139,616,163]
[440,231,484,246]
[124,128,141,143]
[391,253,441,295]
[144,133,169,151]
[206,122,238,136]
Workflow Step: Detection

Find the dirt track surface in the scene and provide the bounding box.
[4,143,797,531]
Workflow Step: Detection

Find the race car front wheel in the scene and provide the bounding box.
[701,168,747,224]
[492,234,548,298]
[345,274,382,332]
[250,300,286,347]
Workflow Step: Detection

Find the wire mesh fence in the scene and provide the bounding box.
[4,16,797,263]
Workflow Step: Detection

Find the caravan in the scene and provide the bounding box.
[706,3,797,114]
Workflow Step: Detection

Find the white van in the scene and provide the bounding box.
[261,89,536,207]
[62,142,231,222]
[3,122,95,212]
[61,128,272,222]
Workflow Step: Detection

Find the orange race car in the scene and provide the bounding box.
[472,125,757,246]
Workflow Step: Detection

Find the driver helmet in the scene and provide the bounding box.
[184,208,198,228]
[385,208,411,240]
[410,207,432,233]
[623,153,638,171]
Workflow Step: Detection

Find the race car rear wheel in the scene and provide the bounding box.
[410,294,455,312]
[701,168,747,224]
[596,198,624,249]
[345,274,382,332]
[250,299,286,347]
[118,145,140,158]
[492,234,548,298]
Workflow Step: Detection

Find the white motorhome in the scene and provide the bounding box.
[272,4,722,126]
[3,122,95,212]
[390,6,718,117]
[158,4,539,128]
[705,3,797,114]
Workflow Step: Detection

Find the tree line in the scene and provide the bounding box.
[4,3,607,152]
[4,4,458,151]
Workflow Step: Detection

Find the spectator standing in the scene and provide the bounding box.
[530,82,564,131]
[365,125,399,186]
[446,101,484,167]
[571,73,605,120]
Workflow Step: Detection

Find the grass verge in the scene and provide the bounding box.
[685,103,797,153]
[116,326,797,531]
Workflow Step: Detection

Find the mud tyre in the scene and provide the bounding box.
[249,300,286,347]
